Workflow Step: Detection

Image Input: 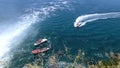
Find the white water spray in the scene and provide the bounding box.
[0,7,55,68]
[74,12,120,27]
[0,0,71,67]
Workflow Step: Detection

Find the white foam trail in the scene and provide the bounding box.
[74,12,120,27]
[0,7,56,68]
[0,1,70,67]
[0,11,40,68]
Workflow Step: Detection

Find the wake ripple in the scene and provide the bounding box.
[74,12,120,27]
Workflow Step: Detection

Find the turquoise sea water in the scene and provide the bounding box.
[0,0,120,67]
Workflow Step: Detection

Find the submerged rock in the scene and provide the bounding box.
[111,53,120,59]
[23,63,41,68]
[47,56,59,68]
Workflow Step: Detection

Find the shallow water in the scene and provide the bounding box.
[0,0,120,67]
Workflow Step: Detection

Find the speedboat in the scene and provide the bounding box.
[32,47,50,54]
[34,38,48,46]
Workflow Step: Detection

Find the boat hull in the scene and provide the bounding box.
[32,48,50,54]
[34,39,47,46]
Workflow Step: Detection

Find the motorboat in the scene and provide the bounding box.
[32,47,50,54]
[34,38,47,46]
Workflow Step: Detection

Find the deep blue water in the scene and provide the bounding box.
[0,0,120,67]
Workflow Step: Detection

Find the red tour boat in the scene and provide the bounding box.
[32,47,50,54]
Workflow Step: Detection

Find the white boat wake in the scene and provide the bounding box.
[74,12,120,27]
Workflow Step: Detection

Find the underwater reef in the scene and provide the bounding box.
[22,45,120,68]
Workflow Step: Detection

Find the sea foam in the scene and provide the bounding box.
[0,1,70,67]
